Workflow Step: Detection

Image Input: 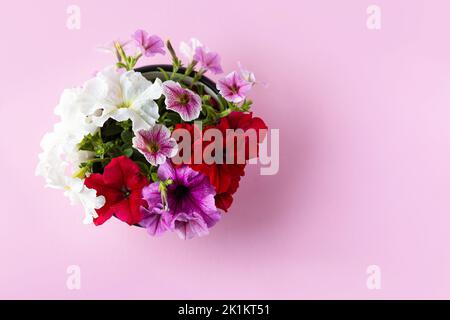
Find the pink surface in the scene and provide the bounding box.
[1,0,450,299]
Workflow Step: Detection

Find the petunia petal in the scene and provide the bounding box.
[171,212,209,240]
[139,205,168,236]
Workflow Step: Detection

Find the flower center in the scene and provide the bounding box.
[146,142,160,153]
[118,101,131,109]
[178,93,190,105]
[230,85,239,94]
[121,186,131,198]
[174,185,189,199]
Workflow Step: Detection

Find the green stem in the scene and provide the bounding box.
[88,157,111,164]
[159,111,168,123]
[115,42,128,68]
[114,42,143,70]
[217,108,232,118]
[189,69,205,88]
[170,64,180,80]
[166,40,183,81]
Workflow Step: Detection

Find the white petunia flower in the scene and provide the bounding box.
[37,65,162,224]
[237,61,256,84]
[36,130,74,189]
[63,177,105,224]
[54,88,98,141]
[38,90,103,224]
[36,130,104,224]
[179,38,203,62]
[78,67,163,134]
[237,61,268,88]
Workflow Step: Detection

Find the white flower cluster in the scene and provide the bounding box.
[36,66,163,223]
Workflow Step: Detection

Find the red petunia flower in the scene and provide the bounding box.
[205,163,245,211]
[174,112,267,211]
[84,156,149,226]
[224,111,268,160]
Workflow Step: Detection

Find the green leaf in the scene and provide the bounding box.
[151,172,159,182]
[121,130,133,144]
[157,67,170,81]
[123,148,134,157]
[116,62,127,69]
[240,99,253,111]
[197,84,204,96]
[134,161,150,176]
[78,131,103,152]
[118,120,132,131]
[102,122,123,137]
[166,112,181,122]
[202,94,211,103]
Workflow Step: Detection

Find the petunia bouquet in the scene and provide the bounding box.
[36,30,267,239]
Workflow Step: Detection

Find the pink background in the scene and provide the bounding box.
[1,0,450,299]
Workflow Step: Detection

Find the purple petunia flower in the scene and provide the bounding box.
[193,46,223,74]
[139,204,168,236]
[132,29,165,57]
[140,161,221,239]
[216,71,253,103]
[132,124,178,166]
[167,212,209,240]
[162,80,202,121]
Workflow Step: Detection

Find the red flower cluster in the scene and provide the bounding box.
[175,112,267,211]
[84,156,149,226]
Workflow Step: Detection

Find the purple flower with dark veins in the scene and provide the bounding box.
[193,46,223,74]
[216,71,253,103]
[132,29,165,57]
[139,204,168,236]
[168,212,209,240]
[162,80,202,121]
[132,124,178,166]
[140,161,221,239]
